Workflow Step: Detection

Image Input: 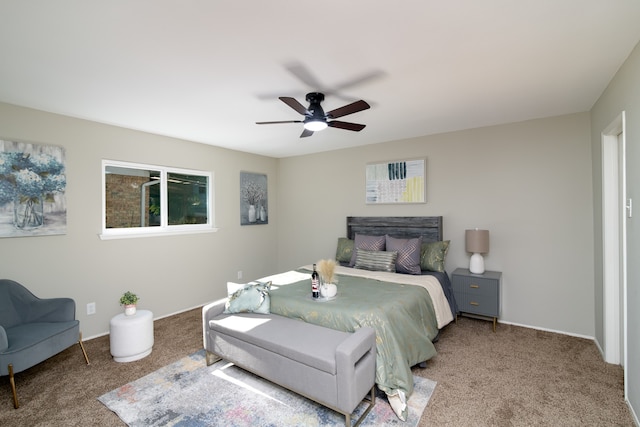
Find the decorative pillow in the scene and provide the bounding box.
[224,281,272,314]
[385,235,423,275]
[335,237,354,264]
[226,281,246,295]
[420,240,450,273]
[354,249,398,272]
[349,234,386,267]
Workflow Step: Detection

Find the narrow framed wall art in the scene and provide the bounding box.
[240,171,268,225]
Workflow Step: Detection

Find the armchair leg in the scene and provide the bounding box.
[78,332,90,365]
[7,335,89,410]
[8,363,19,409]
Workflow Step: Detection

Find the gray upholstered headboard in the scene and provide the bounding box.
[346,216,443,243]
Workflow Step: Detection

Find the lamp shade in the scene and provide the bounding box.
[466,229,489,274]
[465,229,489,254]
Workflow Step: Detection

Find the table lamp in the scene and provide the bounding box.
[466,229,489,274]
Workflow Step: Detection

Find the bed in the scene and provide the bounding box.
[257,216,456,421]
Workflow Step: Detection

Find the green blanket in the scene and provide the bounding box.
[269,270,439,399]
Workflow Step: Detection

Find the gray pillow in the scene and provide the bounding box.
[349,234,386,267]
[354,249,398,272]
[386,235,423,275]
[224,281,272,314]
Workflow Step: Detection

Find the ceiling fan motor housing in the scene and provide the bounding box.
[305,92,326,121]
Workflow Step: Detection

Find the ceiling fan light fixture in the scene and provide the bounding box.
[258,92,369,138]
[303,120,328,132]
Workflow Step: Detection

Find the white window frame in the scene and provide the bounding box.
[100,160,217,240]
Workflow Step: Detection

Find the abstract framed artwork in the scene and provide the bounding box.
[0,139,67,237]
[240,171,268,225]
[365,158,426,204]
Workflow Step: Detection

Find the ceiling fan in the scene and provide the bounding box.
[256,92,370,138]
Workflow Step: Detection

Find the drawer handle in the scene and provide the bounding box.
[470,301,479,306]
[470,284,480,289]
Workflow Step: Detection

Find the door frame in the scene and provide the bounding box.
[601,111,627,395]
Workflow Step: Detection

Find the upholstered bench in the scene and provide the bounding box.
[202,299,376,427]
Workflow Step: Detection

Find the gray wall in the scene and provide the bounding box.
[591,41,640,421]
[0,103,279,338]
[277,113,594,336]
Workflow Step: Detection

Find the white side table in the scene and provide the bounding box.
[109,309,154,362]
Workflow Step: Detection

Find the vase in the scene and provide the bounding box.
[13,194,44,230]
[320,283,337,298]
[124,305,137,316]
[259,205,266,221]
[248,204,256,223]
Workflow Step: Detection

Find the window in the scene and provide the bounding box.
[101,160,215,239]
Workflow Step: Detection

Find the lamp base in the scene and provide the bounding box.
[469,253,485,274]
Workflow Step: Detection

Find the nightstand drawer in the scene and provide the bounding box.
[455,293,499,317]
[452,275,498,298]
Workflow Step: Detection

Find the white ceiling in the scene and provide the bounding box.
[2,1,640,158]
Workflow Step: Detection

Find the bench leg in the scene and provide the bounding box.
[206,350,221,366]
[345,386,376,427]
[8,363,18,409]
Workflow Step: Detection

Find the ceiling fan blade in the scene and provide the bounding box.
[283,61,384,102]
[256,120,303,125]
[279,97,308,116]
[333,70,386,92]
[300,128,314,138]
[326,100,370,119]
[285,61,326,91]
[328,121,366,132]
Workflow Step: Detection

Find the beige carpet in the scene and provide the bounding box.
[0,308,634,426]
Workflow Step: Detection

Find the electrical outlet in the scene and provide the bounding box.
[86,302,96,315]
[237,270,243,280]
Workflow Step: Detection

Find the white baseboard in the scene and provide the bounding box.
[153,303,205,322]
[82,303,206,342]
[498,319,595,341]
[627,399,639,427]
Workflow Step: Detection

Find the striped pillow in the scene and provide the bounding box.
[354,249,398,272]
[349,234,386,267]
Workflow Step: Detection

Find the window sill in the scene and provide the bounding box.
[99,227,219,240]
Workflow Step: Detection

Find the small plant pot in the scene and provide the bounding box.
[124,304,137,316]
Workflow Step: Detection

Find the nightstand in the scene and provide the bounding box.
[451,268,502,332]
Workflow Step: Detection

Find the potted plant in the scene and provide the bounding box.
[119,291,139,316]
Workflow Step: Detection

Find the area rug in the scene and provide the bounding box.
[98,350,436,426]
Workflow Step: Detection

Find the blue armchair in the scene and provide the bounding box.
[0,279,90,408]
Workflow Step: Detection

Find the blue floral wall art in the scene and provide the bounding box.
[0,140,67,237]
